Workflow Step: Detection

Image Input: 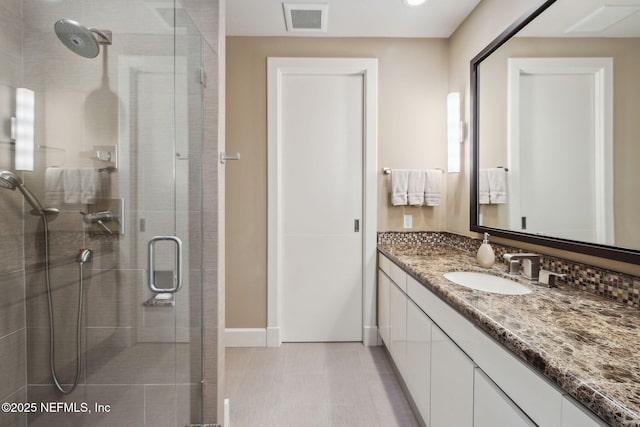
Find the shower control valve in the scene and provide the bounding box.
[80,211,116,235]
[80,210,116,224]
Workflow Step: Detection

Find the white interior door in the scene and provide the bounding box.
[281,73,363,342]
[520,73,595,240]
[507,58,613,244]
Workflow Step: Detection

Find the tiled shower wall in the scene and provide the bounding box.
[0,0,222,425]
[0,0,27,425]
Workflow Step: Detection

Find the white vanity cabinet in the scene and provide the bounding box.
[474,368,536,427]
[377,252,607,427]
[389,261,407,292]
[474,325,563,427]
[561,396,608,427]
[389,280,407,378]
[405,300,432,423]
[431,325,475,427]
[377,270,391,346]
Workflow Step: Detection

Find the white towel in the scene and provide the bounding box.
[80,167,100,204]
[63,168,81,204]
[424,169,442,206]
[62,168,100,205]
[407,169,425,206]
[488,168,507,204]
[45,168,65,207]
[391,169,409,206]
[478,169,490,204]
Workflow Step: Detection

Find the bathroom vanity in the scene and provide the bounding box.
[377,239,640,427]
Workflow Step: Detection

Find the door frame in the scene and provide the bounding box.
[507,57,614,244]
[267,57,378,347]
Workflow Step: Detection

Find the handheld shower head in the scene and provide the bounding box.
[54,19,112,59]
[0,170,45,215]
[0,170,20,189]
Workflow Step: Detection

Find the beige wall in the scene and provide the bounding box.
[226,36,449,328]
[446,0,539,237]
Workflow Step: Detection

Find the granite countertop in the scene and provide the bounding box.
[378,243,640,427]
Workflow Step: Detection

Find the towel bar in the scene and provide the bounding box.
[382,167,444,175]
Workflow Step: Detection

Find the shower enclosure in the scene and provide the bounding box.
[0,0,222,425]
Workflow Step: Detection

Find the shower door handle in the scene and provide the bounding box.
[148,236,183,293]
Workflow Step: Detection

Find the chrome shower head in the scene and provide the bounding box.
[0,170,20,189]
[0,170,44,215]
[54,19,112,59]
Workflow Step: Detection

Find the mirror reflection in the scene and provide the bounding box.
[476,0,640,252]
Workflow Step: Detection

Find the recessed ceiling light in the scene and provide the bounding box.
[404,0,427,7]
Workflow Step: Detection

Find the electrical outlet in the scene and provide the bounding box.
[403,214,413,229]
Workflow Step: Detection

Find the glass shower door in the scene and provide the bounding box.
[18,1,205,426]
[116,7,205,426]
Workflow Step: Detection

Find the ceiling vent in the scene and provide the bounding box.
[283,3,328,33]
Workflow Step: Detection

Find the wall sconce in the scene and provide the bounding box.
[447,92,465,173]
[14,88,35,171]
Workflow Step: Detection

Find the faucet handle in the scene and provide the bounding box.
[538,270,566,288]
[503,253,540,276]
[503,252,540,261]
[506,259,521,275]
[521,258,541,280]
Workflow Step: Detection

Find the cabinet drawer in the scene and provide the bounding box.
[389,282,407,377]
[406,276,478,358]
[431,325,475,427]
[474,368,535,427]
[406,300,432,424]
[389,262,407,292]
[475,329,563,427]
[378,253,391,276]
[377,270,391,346]
[561,396,607,427]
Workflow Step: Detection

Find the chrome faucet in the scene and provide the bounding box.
[503,253,541,280]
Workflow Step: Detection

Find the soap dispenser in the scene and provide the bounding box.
[476,233,496,268]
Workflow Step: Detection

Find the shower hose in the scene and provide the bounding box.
[41,213,88,395]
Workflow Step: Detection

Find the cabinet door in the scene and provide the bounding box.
[377,270,390,346]
[474,369,536,427]
[475,328,562,427]
[561,396,607,427]
[406,300,431,424]
[389,282,407,378]
[431,325,474,427]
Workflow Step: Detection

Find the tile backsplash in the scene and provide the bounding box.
[378,231,640,309]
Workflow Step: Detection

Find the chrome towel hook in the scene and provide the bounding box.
[220,152,241,164]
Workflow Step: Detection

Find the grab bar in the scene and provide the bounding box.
[147,236,183,293]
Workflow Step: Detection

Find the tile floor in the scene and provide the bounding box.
[225,343,420,427]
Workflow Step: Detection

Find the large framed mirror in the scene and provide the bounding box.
[471,0,640,264]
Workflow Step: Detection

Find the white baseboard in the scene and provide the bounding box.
[363,325,379,347]
[223,398,230,427]
[266,326,281,347]
[224,328,267,347]
[226,326,375,347]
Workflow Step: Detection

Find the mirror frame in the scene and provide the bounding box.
[470,0,640,264]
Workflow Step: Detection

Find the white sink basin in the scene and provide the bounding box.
[443,271,531,295]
